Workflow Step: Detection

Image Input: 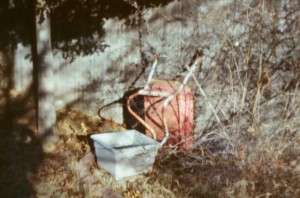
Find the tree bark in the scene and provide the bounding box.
[34,4,57,142]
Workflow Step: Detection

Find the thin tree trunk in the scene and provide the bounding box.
[34,4,57,142]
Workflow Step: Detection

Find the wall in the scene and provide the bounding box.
[13,0,299,133]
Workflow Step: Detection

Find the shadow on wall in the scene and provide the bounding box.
[0,0,176,117]
[50,0,176,61]
[0,1,177,196]
[0,0,175,61]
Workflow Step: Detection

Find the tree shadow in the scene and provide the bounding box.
[50,0,175,61]
[1,0,175,61]
[0,4,43,193]
[0,82,43,197]
[0,0,176,196]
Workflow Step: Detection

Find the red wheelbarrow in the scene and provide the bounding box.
[91,53,202,180]
[127,54,201,151]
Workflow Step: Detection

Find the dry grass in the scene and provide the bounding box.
[1,0,300,197]
[0,89,299,197]
[150,1,300,197]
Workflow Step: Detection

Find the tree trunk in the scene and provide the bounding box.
[34,5,57,142]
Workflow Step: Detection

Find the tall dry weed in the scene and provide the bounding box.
[151,0,300,197]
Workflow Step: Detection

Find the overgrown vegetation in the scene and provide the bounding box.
[1,0,299,197]
[152,1,300,197]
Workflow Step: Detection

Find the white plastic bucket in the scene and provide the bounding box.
[91,130,160,180]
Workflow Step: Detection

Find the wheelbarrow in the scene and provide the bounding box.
[91,53,202,180]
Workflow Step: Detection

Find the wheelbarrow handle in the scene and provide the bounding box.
[144,54,158,90]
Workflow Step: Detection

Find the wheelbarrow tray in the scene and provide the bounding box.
[90,130,160,180]
[144,79,194,150]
